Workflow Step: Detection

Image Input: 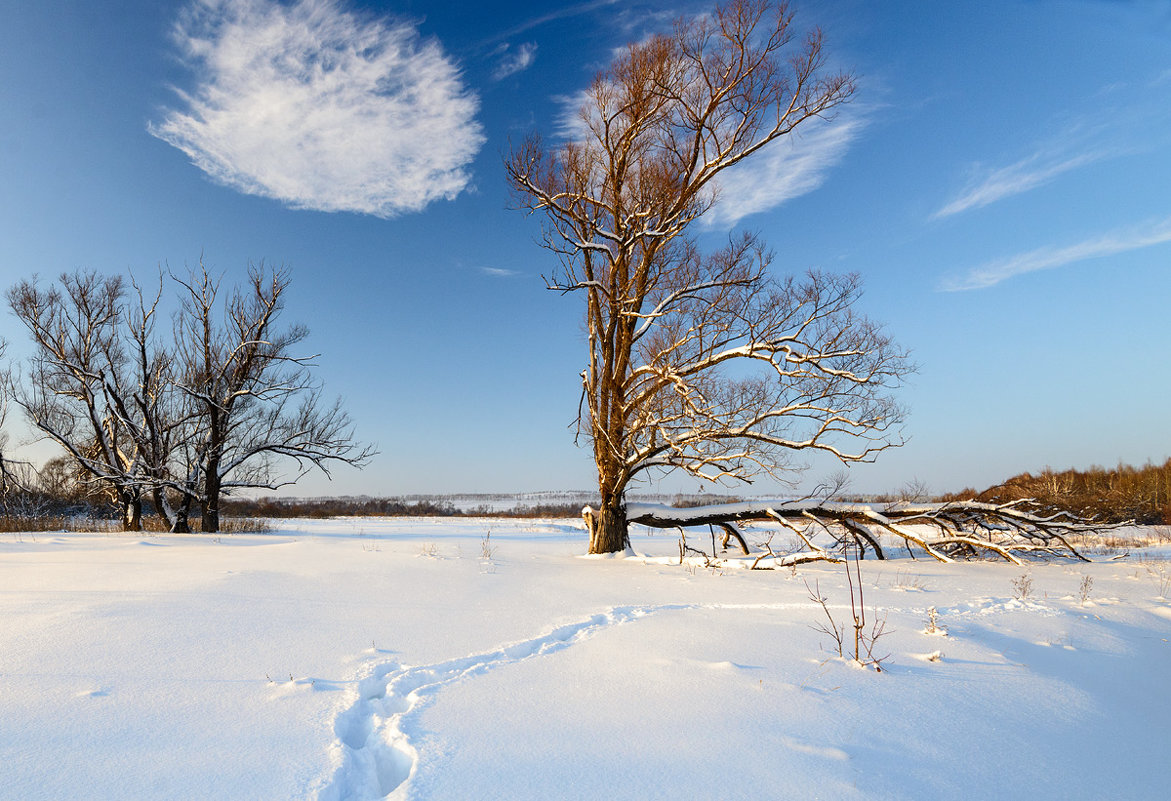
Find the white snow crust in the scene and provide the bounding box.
[2,518,1169,799]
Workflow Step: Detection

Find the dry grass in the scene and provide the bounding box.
[1010,573,1034,600]
[220,518,273,534]
[1078,575,1094,604]
[892,569,930,591]
[480,529,496,560]
[1065,526,1171,555]
[137,516,274,535]
[0,514,74,534]
[1146,564,1171,599]
[0,514,272,536]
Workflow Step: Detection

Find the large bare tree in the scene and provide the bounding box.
[171,261,375,533]
[508,0,910,553]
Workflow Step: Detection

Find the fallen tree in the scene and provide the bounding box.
[596,498,1116,565]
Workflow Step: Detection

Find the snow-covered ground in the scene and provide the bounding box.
[2,517,1169,800]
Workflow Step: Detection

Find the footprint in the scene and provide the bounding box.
[317,604,698,799]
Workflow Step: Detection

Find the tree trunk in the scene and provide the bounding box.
[152,487,193,533]
[201,495,219,534]
[173,509,191,534]
[122,495,142,531]
[172,493,193,534]
[586,490,628,554]
[203,444,221,533]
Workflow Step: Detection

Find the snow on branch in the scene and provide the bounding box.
[624,499,1113,564]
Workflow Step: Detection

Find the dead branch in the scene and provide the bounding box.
[627,498,1111,564]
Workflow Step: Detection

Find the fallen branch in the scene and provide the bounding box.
[626,498,1114,565]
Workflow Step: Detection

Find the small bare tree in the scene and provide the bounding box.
[805,540,889,672]
[171,261,375,532]
[34,455,91,504]
[6,272,151,529]
[508,0,909,553]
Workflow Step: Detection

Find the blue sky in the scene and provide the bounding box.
[1,0,1168,498]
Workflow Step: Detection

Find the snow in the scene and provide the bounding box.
[2,518,1169,800]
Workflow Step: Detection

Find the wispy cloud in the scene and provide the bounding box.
[933,144,1115,220]
[941,215,1171,291]
[480,267,518,277]
[705,112,867,229]
[551,87,594,141]
[931,77,1171,221]
[150,0,484,218]
[549,87,864,229]
[492,42,537,80]
[546,2,865,230]
[485,0,620,45]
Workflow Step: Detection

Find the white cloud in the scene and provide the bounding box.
[548,92,863,230]
[941,215,1171,291]
[551,87,594,141]
[492,42,537,80]
[150,0,484,218]
[480,267,518,277]
[704,113,866,229]
[933,146,1114,220]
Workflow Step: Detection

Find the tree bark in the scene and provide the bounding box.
[151,478,197,533]
[201,495,219,533]
[172,492,193,533]
[718,523,750,556]
[155,487,192,533]
[202,419,223,533]
[202,470,221,533]
[586,491,629,554]
[121,495,142,531]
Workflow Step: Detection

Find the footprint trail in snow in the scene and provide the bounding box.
[317,603,702,800]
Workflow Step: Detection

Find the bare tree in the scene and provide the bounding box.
[110,273,196,532]
[508,0,909,553]
[171,261,375,532]
[6,264,374,533]
[5,272,150,529]
[35,455,91,503]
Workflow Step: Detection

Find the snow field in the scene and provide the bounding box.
[1,518,1169,800]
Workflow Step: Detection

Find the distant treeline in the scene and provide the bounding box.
[0,490,595,531]
[7,461,1169,528]
[942,459,1171,525]
[218,496,592,520]
[0,473,741,527]
[216,492,750,519]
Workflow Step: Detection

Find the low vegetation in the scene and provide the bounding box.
[0,483,591,527]
[943,459,1171,525]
